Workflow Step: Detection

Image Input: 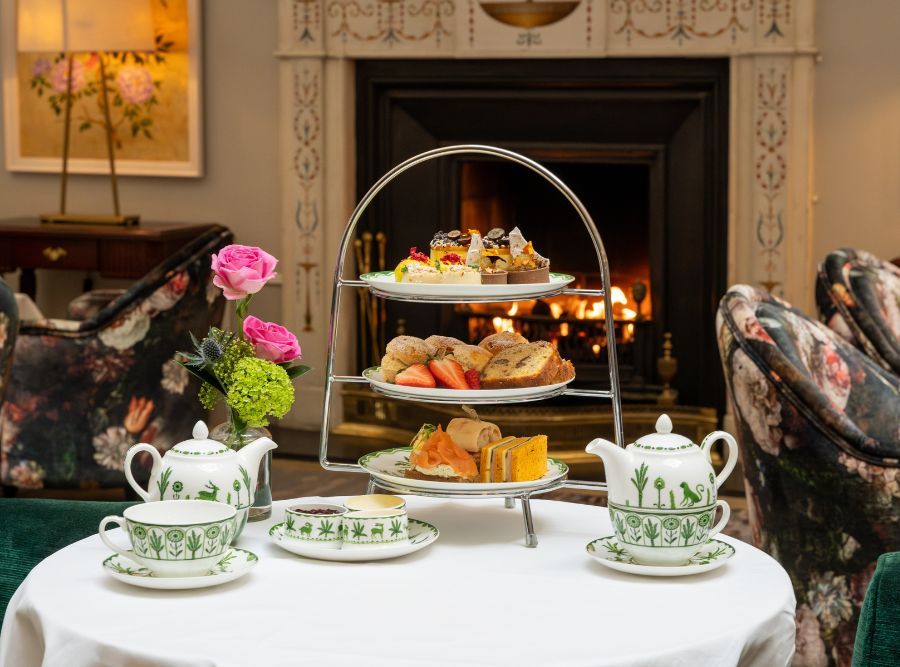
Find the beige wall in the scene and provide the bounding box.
[0,0,282,321]
[813,0,900,265]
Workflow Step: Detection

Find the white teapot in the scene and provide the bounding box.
[124,420,277,538]
[585,414,738,565]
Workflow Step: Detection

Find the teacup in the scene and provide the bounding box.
[342,509,408,548]
[343,494,405,512]
[284,503,347,549]
[99,500,236,577]
[607,500,730,566]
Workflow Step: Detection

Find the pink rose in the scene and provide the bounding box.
[211,245,277,300]
[242,316,301,363]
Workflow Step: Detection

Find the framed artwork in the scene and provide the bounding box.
[1,0,202,177]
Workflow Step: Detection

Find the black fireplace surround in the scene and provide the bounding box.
[355,58,729,415]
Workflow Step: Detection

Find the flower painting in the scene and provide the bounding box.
[2,0,201,176]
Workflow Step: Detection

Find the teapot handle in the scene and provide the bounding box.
[700,431,738,490]
[124,443,160,502]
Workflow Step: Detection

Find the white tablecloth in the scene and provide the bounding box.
[1,497,796,667]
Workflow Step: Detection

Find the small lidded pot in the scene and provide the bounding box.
[284,503,347,549]
[343,494,405,512]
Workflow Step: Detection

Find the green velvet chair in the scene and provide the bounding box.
[853,552,900,667]
[0,498,137,620]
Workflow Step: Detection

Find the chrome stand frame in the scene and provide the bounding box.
[318,144,625,547]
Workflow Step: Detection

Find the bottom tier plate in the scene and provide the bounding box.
[359,446,568,494]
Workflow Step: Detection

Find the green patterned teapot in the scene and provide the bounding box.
[585,414,738,565]
[124,420,276,538]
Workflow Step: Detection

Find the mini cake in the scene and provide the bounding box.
[479,435,548,483]
[479,227,513,269]
[480,268,508,284]
[480,341,564,389]
[505,231,550,284]
[430,230,473,262]
[407,424,478,482]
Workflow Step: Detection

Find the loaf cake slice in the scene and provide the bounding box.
[480,435,548,483]
[480,341,562,389]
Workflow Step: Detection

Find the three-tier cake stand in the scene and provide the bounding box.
[318,145,625,547]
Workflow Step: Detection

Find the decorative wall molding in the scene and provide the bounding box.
[276,0,816,427]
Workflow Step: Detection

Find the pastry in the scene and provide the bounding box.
[479,331,528,355]
[407,424,478,482]
[447,344,493,373]
[380,353,407,383]
[430,230,474,262]
[386,335,430,366]
[480,269,508,284]
[423,335,466,358]
[394,248,480,284]
[504,228,550,283]
[446,417,501,454]
[481,341,563,389]
[479,435,548,483]
[393,247,430,282]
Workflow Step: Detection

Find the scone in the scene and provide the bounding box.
[380,353,407,383]
[481,341,563,389]
[447,344,493,373]
[423,335,466,358]
[479,331,528,356]
[385,336,430,366]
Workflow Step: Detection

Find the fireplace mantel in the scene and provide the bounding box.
[275,0,816,428]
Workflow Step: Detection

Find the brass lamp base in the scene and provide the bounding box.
[40,213,140,226]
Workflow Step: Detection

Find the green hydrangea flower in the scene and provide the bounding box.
[213,337,255,386]
[198,382,220,410]
[226,357,294,427]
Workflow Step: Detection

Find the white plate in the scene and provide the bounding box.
[362,367,573,404]
[102,548,258,590]
[268,519,439,562]
[585,536,735,577]
[360,271,576,302]
[360,447,568,492]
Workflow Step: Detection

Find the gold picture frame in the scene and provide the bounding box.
[1,0,203,177]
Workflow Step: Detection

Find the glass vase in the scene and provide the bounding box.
[209,421,274,527]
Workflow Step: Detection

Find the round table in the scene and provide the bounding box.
[0,497,796,667]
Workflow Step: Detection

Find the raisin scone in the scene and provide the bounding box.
[478,331,528,356]
[423,335,467,358]
[385,335,429,366]
[380,353,407,383]
[447,344,493,373]
[481,341,563,389]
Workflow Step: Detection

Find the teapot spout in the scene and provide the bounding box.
[235,436,278,491]
[584,437,631,489]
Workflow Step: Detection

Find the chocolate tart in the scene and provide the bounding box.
[480,270,508,285]
[507,266,549,284]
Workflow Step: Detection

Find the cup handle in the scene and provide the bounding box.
[707,500,731,539]
[123,444,159,502]
[98,516,132,559]
[700,430,739,489]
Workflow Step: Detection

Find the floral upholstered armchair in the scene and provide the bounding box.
[0,227,232,492]
[0,278,17,408]
[816,249,900,375]
[717,285,900,666]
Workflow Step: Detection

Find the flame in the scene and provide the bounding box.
[559,322,569,337]
[507,302,519,317]
[492,317,515,333]
[549,303,563,319]
[611,286,628,306]
[591,343,601,356]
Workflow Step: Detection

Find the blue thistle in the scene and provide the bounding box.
[201,337,223,363]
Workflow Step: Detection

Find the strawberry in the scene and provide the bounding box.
[395,364,436,388]
[427,358,468,390]
[464,369,481,390]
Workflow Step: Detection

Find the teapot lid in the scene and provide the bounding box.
[633,414,695,450]
[171,421,229,456]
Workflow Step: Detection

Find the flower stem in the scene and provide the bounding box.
[236,294,253,340]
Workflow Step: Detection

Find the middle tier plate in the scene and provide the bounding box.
[360,446,569,492]
[362,367,574,404]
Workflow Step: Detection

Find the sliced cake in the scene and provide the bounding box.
[481,341,563,389]
[479,435,548,483]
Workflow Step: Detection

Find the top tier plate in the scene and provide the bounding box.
[359,271,576,302]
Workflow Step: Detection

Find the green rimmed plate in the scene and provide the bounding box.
[269,518,439,562]
[102,547,258,590]
[359,446,568,492]
[586,535,735,577]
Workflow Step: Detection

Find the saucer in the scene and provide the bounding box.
[102,548,258,590]
[586,535,735,577]
[269,518,439,562]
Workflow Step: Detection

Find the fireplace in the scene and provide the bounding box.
[353,58,729,411]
